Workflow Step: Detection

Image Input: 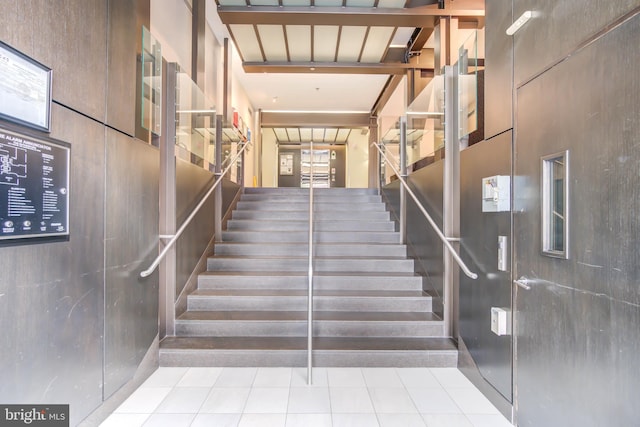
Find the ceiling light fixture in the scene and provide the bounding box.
[506,11,533,36]
[272,97,278,103]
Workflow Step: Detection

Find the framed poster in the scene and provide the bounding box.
[0,124,70,243]
[0,41,52,132]
[280,153,293,175]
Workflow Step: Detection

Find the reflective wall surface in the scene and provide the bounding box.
[0,1,160,425]
[513,10,640,426]
[459,132,513,403]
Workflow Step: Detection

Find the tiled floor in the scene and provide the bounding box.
[100,367,513,427]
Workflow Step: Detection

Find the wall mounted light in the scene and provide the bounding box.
[506,11,533,36]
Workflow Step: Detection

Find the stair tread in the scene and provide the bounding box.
[160,336,456,351]
[208,255,409,261]
[190,289,429,298]
[200,271,420,277]
[177,311,441,322]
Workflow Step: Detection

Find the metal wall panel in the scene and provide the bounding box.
[513,0,640,86]
[459,133,513,401]
[106,0,138,135]
[277,149,301,187]
[0,106,105,426]
[175,159,216,299]
[104,130,160,398]
[2,1,108,121]
[407,161,445,315]
[514,14,640,426]
[484,0,513,139]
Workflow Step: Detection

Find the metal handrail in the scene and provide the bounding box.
[307,140,314,385]
[373,142,478,280]
[140,141,250,278]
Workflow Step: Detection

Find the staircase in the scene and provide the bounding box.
[160,187,457,367]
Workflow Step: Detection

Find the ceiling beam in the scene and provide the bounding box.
[242,61,426,75]
[261,112,371,127]
[217,6,484,27]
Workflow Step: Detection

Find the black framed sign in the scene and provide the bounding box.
[0,41,52,132]
[0,124,69,243]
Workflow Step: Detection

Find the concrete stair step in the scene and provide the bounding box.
[221,230,400,243]
[235,201,387,212]
[159,336,457,367]
[231,210,391,221]
[206,256,414,273]
[244,188,379,195]
[197,271,423,290]
[175,310,443,338]
[240,194,382,203]
[187,289,432,312]
[214,242,407,257]
[226,219,396,232]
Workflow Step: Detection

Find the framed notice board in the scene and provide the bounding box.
[0,41,52,132]
[0,124,70,243]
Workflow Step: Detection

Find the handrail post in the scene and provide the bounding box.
[214,115,223,242]
[443,65,460,338]
[307,140,314,385]
[399,116,408,244]
[159,62,178,338]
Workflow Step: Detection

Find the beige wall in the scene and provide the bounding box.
[261,129,279,187]
[346,130,370,188]
[151,0,192,75]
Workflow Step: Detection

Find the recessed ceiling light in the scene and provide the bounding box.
[272,96,278,103]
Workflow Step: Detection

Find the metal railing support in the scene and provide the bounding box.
[307,140,314,385]
[399,116,408,244]
[214,115,223,242]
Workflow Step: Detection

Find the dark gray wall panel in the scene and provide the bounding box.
[222,178,241,215]
[0,1,108,121]
[278,149,301,187]
[104,130,159,398]
[514,14,640,426]
[0,106,105,426]
[459,133,512,401]
[406,161,445,314]
[175,159,215,299]
[106,0,138,135]
[513,0,640,86]
[515,14,640,301]
[484,0,513,139]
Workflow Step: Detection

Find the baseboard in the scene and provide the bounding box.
[457,337,514,423]
[78,336,160,427]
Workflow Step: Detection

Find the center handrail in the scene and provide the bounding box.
[307,140,314,385]
[373,142,478,280]
[140,141,250,278]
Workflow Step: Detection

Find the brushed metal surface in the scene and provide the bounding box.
[484,0,513,139]
[106,0,138,135]
[104,130,160,399]
[514,15,640,426]
[513,0,640,86]
[175,159,216,299]
[459,133,513,402]
[407,160,445,316]
[0,1,108,121]
[0,107,105,426]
